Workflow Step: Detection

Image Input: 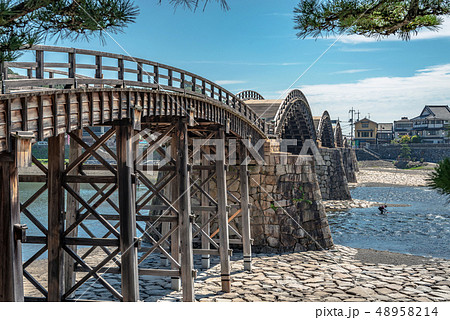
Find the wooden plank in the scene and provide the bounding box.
[216,128,231,293]
[0,154,24,301]
[116,123,139,302]
[47,133,65,301]
[177,120,195,301]
[64,237,120,247]
[240,141,252,271]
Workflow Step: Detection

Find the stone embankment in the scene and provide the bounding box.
[24,245,450,302]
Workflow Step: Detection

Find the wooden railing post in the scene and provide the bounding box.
[116,122,139,302]
[68,49,76,89]
[137,62,143,82]
[47,133,65,301]
[0,139,24,302]
[95,55,103,79]
[36,50,44,79]
[153,65,159,85]
[239,141,252,271]
[216,128,231,292]
[177,119,195,301]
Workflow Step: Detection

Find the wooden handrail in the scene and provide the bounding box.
[2,45,265,134]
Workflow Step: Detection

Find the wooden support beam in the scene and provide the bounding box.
[116,123,139,302]
[64,129,82,296]
[0,148,24,301]
[178,120,195,301]
[240,141,252,271]
[170,134,181,291]
[47,134,65,301]
[216,128,231,293]
[201,146,210,269]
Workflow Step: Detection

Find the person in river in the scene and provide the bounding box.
[378,205,387,214]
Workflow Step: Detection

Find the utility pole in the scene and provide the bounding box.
[356,110,360,122]
[349,108,356,148]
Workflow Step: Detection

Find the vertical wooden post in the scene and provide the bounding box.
[216,128,231,293]
[170,134,181,291]
[64,129,82,295]
[47,134,65,301]
[177,120,195,302]
[116,123,139,302]
[35,50,44,79]
[201,146,210,269]
[0,149,24,301]
[240,141,252,271]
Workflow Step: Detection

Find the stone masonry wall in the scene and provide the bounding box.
[314,148,352,200]
[341,148,359,183]
[227,153,334,253]
[364,144,450,163]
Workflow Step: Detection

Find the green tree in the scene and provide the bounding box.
[399,143,411,160]
[411,135,421,143]
[293,0,450,40]
[428,158,450,198]
[399,135,411,144]
[0,0,227,62]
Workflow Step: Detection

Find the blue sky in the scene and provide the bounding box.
[46,0,450,135]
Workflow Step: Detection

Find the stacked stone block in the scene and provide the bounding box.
[227,152,334,253]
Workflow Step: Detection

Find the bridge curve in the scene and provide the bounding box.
[0,46,266,153]
[272,89,317,153]
[236,90,264,101]
[334,121,344,148]
[317,111,335,148]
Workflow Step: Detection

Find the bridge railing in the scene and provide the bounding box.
[1,45,265,134]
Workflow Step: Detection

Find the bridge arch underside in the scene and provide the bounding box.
[279,100,317,154]
[317,111,335,148]
[334,122,344,148]
[0,88,265,152]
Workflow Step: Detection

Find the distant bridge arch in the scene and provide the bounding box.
[334,121,344,148]
[317,111,335,148]
[236,90,264,101]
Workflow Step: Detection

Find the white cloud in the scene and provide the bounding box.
[215,80,247,85]
[288,64,450,129]
[332,68,376,74]
[337,18,450,44]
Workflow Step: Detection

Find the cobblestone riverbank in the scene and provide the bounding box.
[24,245,450,302]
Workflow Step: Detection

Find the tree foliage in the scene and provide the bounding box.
[293,0,450,40]
[428,157,450,198]
[0,0,228,62]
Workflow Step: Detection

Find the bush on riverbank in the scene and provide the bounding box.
[428,158,450,199]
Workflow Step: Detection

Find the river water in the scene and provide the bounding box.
[18,183,450,261]
[327,186,450,259]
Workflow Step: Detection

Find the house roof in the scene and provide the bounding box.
[355,117,377,125]
[378,123,393,131]
[411,105,450,121]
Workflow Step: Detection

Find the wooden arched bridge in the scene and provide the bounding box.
[0,46,345,302]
